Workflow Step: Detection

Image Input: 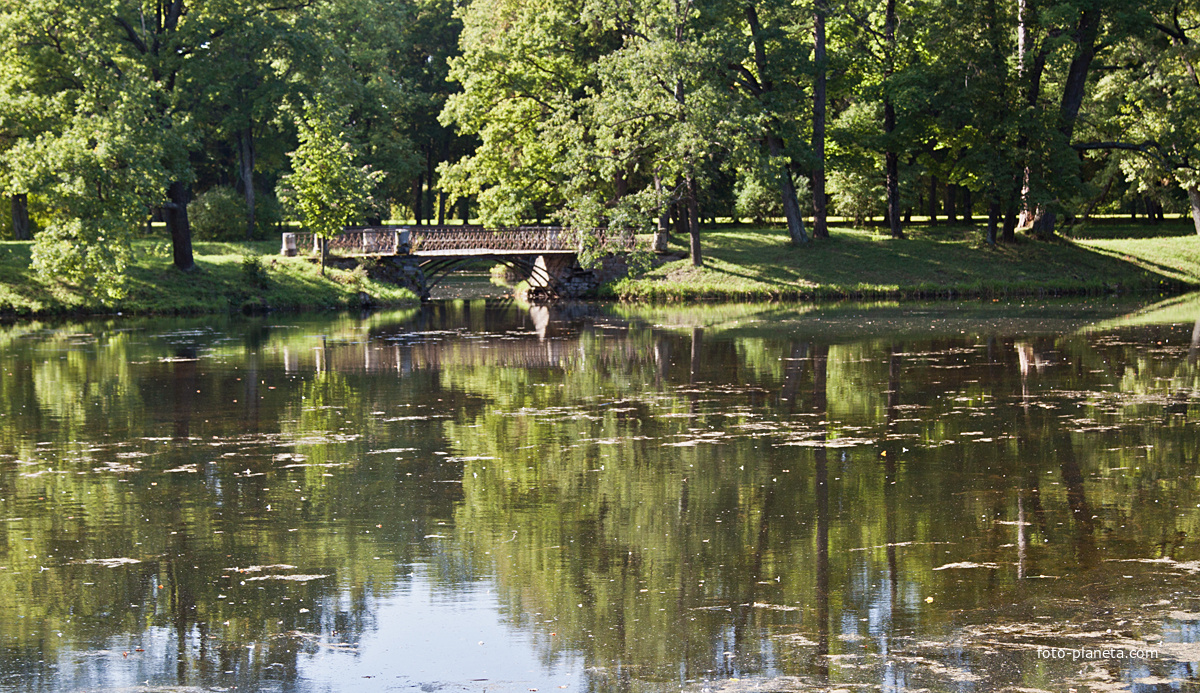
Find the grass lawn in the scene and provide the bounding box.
[0,240,417,319]
[612,224,1198,301]
[4,222,1198,317]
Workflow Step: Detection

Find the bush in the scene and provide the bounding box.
[828,170,884,227]
[735,176,782,223]
[189,187,245,240]
[189,186,283,240]
[241,254,268,288]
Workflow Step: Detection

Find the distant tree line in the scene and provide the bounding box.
[2,0,1199,288]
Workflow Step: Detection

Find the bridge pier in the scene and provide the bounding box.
[281,226,634,300]
[528,254,576,290]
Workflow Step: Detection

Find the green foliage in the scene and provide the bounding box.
[190,187,248,240]
[190,186,282,240]
[9,85,167,300]
[828,169,884,227]
[735,167,811,224]
[0,0,1197,300]
[278,97,383,242]
[1088,3,1200,231]
[736,175,783,224]
[240,253,268,288]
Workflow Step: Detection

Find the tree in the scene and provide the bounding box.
[438,0,595,225]
[278,97,382,276]
[0,0,78,242]
[1011,0,1162,238]
[1089,2,1200,234]
[721,0,810,244]
[109,0,313,269]
[838,0,927,239]
[1,0,167,297]
[189,7,296,240]
[14,96,166,299]
[585,0,733,266]
[812,0,830,239]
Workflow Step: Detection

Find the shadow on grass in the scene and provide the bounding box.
[648,226,1189,297]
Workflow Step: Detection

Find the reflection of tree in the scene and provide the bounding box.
[0,314,475,688]
[814,443,830,681]
[5,306,1200,690]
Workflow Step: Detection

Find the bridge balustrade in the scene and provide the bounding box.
[282,226,635,258]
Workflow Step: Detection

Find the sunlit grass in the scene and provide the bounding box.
[1076,235,1200,284]
[0,240,417,318]
[613,225,1191,301]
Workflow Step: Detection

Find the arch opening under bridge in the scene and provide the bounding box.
[281,225,633,299]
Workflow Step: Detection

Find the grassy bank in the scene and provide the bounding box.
[611,224,1200,301]
[0,240,417,319]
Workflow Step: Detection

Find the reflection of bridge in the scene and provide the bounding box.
[280,336,654,375]
[282,226,633,296]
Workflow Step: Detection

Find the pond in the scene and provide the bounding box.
[1,296,1200,693]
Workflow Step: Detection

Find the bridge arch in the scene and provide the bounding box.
[281,225,634,300]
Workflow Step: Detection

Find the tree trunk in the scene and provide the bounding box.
[742,5,809,244]
[413,174,424,225]
[1003,190,1018,244]
[1188,185,1200,235]
[1016,0,1049,233]
[11,194,31,241]
[1031,8,1101,240]
[653,174,670,251]
[945,184,958,223]
[460,197,470,225]
[812,0,829,239]
[767,135,808,244]
[987,200,999,246]
[962,187,973,223]
[1058,9,1101,143]
[687,174,702,266]
[238,127,256,240]
[425,146,436,225]
[1031,210,1056,240]
[437,191,446,226]
[927,176,938,223]
[164,181,194,271]
[884,0,902,239]
[780,163,808,244]
[885,132,901,238]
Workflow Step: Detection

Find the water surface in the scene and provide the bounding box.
[2,297,1200,692]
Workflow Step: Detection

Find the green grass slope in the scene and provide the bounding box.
[0,240,417,318]
[613,226,1195,301]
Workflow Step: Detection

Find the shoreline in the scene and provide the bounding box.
[607,225,1200,302]
[4,223,1200,321]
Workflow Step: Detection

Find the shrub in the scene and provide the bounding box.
[241,254,268,288]
[735,176,782,223]
[189,186,283,240]
[190,187,246,240]
[828,170,884,227]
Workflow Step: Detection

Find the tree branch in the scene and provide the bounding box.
[1072,141,1156,152]
[727,63,762,96]
[113,15,149,54]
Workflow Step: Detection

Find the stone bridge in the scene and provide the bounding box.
[281,226,633,299]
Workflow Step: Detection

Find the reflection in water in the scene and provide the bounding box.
[1,299,1200,692]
